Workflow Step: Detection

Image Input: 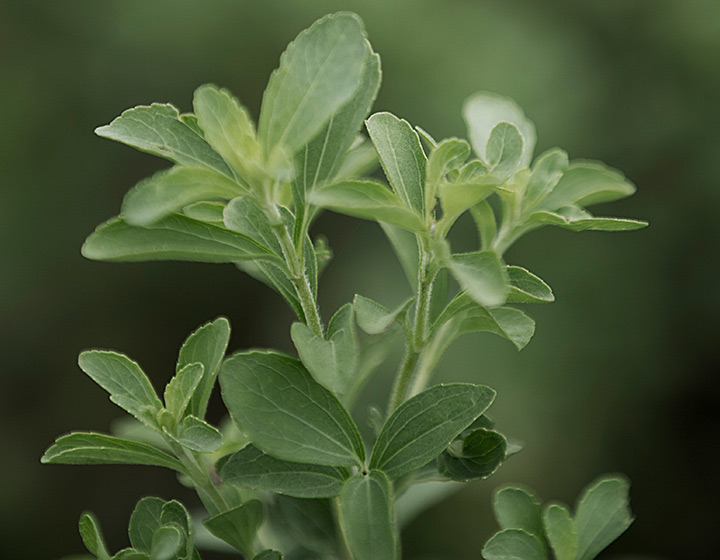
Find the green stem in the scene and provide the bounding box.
[386,348,420,415]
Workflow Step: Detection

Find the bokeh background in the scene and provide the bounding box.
[2,1,719,558]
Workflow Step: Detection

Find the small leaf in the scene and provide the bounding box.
[164,363,204,421]
[177,317,231,420]
[338,471,398,560]
[121,167,246,227]
[482,529,548,560]
[471,200,498,250]
[574,475,634,560]
[254,551,282,560]
[366,112,427,214]
[129,497,166,553]
[353,295,413,335]
[438,178,497,233]
[486,123,525,179]
[506,266,554,303]
[523,148,568,211]
[425,138,471,207]
[220,444,348,498]
[220,351,365,467]
[310,179,426,232]
[82,215,280,264]
[174,416,223,453]
[78,351,162,428]
[113,550,150,560]
[149,525,183,560]
[204,500,263,556]
[223,196,283,255]
[438,428,507,481]
[79,512,110,559]
[42,432,185,472]
[95,103,232,176]
[449,250,509,308]
[493,487,544,536]
[370,383,496,480]
[543,504,578,560]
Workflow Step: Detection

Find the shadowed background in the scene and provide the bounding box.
[1,1,718,558]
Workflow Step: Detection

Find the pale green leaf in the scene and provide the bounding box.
[78,350,162,428]
[370,383,496,479]
[222,197,282,254]
[82,215,280,264]
[121,167,246,227]
[526,209,648,232]
[336,138,379,179]
[543,504,578,560]
[338,471,398,560]
[203,501,263,556]
[95,103,232,176]
[182,201,225,223]
[177,317,231,419]
[258,13,369,157]
[150,525,183,560]
[366,112,427,214]
[523,148,568,211]
[438,428,507,481]
[220,351,365,467]
[425,138,471,207]
[353,295,414,335]
[79,512,110,560]
[486,123,525,179]
[220,444,348,498]
[493,487,544,536]
[438,178,497,234]
[575,475,634,560]
[175,416,223,453]
[41,432,186,472]
[471,200,498,250]
[482,529,548,560]
[506,266,554,303]
[448,250,509,308]
[415,126,438,151]
[164,363,204,421]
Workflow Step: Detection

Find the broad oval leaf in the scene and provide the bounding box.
[543,504,578,560]
[150,525,183,560]
[370,383,496,479]
[438,428,507,481]
[486,123,525,179]
[338,471,398,560]
[129,497,166,553]
[220,444,348,498]
[506,266,554,303]
[448,250,509,308]
[493,487,544,536]
[482,529,548,560]
[219,351,365,467]
[204,500,263,556]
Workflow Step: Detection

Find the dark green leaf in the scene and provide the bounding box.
[338,471,398,560]
[79,512,110,560]
[438,428,507,481]
[506,266,554,303]
[448,250,509,308]
[493,487,544,536]
[129,497,165,553]
[220,444,348,498]
[203,501,263,556]
[482,529,548,560]
[220,351,365,467]
[370,383,496,479]
[543,504,577,560]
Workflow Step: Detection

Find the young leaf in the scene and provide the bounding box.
[223,196,283,255]
[366,112,427,214]
[482,529,548,560]
[438,178,497,233]
[290,303,359,399]
[425,138,471,207]
[82,215,281,264]
[182,201,226,223]
[574,475,634,560]
[493,487,544,536]
[309,180,426,232]
[437,428,507,481]
[95,104,232,177]
[463,92,536,168]
[177,317,231,419]
[193,84,262,183]
[78,350,162,428]
[220,351,365,467]
[203,500,263,556]
[79,512,110,560]
[121,167,246,227]
[258,12,369,157]
[338,471,398,560]
[163,363,204,421]
[41,432,186,472]
[523,148,568,212]
[525,209,648,232]
[149,525,183,560]
[506,266,554,303]
[369,383,496,480]
[353,295,413,335]
[448,250,509,308]
[220,444,348,498]
[174,416,223,453]
[129,497,166,553]
[486,122,525,179]
[471,200,498,250]
[543,504,578,560]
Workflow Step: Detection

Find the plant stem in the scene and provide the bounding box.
[387,348,420,415]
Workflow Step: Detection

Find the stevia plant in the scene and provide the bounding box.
[42,12,645,560]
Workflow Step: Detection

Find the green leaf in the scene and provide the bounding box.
[177,317,231,419]
[193,84,262,183]
[523,148,568,212]
[353,295,413,335]
[471,200,498,250]
[129,497,166,553]
[236,260,304,320]
[438,178,497,233]
[78,350,162,428]
[41,432,186,472]
[493,487,544,536]
[482,529,548,560]
[150,525,183,560]
[370,383,496,479]
[543,504,578,560]
[379,223,419,290]
[336,137,379,179]
[220,351,365,467]
[82,215,280,264]
[164,363,204,422]
[448,250,509,308]
[506,266,554,303]
[338,471,398,560]
[438,428,507,481]
[366,112,427,214]
[270,496,338,556]
[113,550,150,560]
[254,551,282,560]
[258,12,369,157]
[121,167,246,227]
[486,123,525,179]
[310,179,426,232]
[223,195,282,255]
[182,201,225,223]
[463,92,536,168]
[203,500,263,556]
[290,303,359,399]
[574,475,634,560]
[95,103,232,176]
[174,416,223,453]
[220,444,348,498]
[538,161,636,211]
[79,512,110,560]
[425,138,471,207]
[526,208,648,232]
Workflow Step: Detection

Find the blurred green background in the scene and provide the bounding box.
[2,1,718,558]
